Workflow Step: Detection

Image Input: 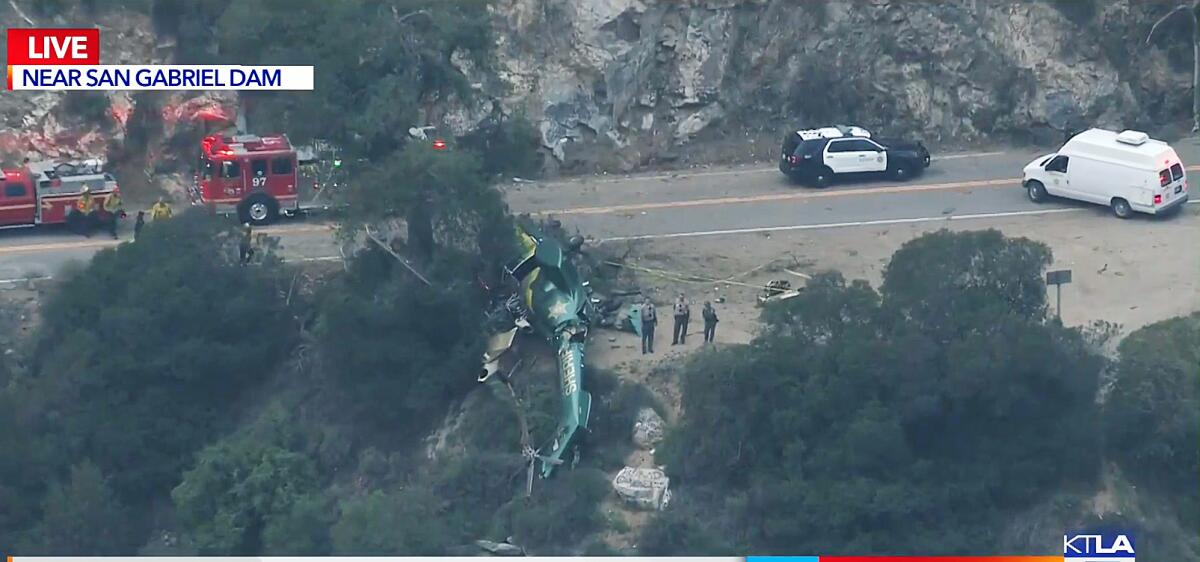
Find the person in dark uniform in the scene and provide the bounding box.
[640,298,657,354]
[702,301,718,343]
[239,223,254,265]
[133,211,145,241]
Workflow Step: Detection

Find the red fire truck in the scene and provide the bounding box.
[0,161,119,230]
[192,133,300,225]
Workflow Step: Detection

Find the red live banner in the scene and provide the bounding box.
[7,28,100,65]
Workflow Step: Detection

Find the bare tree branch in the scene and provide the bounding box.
[391,6,430,25]
[8,0,35,26]
[1147,4,1191,44]
[364,226,434,286]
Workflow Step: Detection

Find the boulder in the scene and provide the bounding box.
[631,407,665,449]
[612,466,671,510]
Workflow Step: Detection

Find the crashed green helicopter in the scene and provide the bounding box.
[479,217,594,482]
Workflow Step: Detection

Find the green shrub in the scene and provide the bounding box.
[332,489,451,555]
[1103,313,1200,526]
[492,468,609,553]
[28,211,294,504]
[658,229,1104,554]
[459,115,544,178]
[172,436,324,554]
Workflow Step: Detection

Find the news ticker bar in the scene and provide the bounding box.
[7,65,315,90]
[4,557,1070,562]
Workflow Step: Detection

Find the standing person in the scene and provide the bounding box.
[672,293,690,345]
[133,211,145,241]
[149,197,173,221]
[639,298,657,355]
[102,189,124,240]
[238,223,254,265]
[702,301,719,343]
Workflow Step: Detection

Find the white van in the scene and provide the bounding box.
[1021,129,1189,218]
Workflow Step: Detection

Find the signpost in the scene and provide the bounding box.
[1046,269,1072,320]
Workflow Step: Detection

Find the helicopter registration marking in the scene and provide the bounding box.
[559,346,579,396]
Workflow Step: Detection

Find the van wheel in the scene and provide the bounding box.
[1026,181,1047,203]
[239,195,278,226]
[1111,198,1133,219]
[810,167,834,188]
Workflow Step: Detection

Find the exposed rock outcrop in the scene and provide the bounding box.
[5,1,1195,176]
[631,407,665,449]
[612,466,671,510]
[478,0,1193,172]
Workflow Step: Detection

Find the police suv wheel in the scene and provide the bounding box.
[1111,198,1133,219]
[1026,181,1047,203]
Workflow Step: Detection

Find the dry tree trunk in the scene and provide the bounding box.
[1192,2,1200,131]
[1147,3,1200,132]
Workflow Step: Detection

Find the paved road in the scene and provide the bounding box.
[0,223,338,281]
[503,143,1200,242]
[4,141,1200,280]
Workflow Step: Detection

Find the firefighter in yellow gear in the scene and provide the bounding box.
[149,197,173,221]
[101,190,124,239]
[70,185,98,237]
[76,187,95,213]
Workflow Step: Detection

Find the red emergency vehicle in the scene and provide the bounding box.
[0,161,119,229]
[193,133,299,225]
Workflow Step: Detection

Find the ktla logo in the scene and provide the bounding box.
[6,28,100,89]
[1064,531,1135,562]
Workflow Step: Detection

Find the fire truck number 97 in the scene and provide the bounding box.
[251,176,267,188]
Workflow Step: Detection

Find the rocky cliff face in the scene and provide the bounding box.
[0,4,234,170]
[478,0,1194,172]
[3,1,1195,176]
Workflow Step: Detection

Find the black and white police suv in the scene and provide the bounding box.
[779,125,931,187]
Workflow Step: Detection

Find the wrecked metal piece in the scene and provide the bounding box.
[612,466,671,511]
[480,328,520,383]
[475,539,526,556]
[757,279,804,305]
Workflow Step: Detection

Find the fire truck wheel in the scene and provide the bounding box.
[239,195,278,226]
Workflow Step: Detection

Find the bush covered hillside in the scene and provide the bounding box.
[2,214,1195,557]
[0,0,1196,558]
[645,231,1198,559]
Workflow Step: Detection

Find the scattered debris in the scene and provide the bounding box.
[612,466,671,511]
[631,408,665,449]
[475,539,526,556]
[757,279,804,305]
[783,268,812,280]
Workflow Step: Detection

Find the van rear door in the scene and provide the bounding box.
[1155,161,1186,209]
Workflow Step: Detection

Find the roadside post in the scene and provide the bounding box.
[1046,269,1072,320]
